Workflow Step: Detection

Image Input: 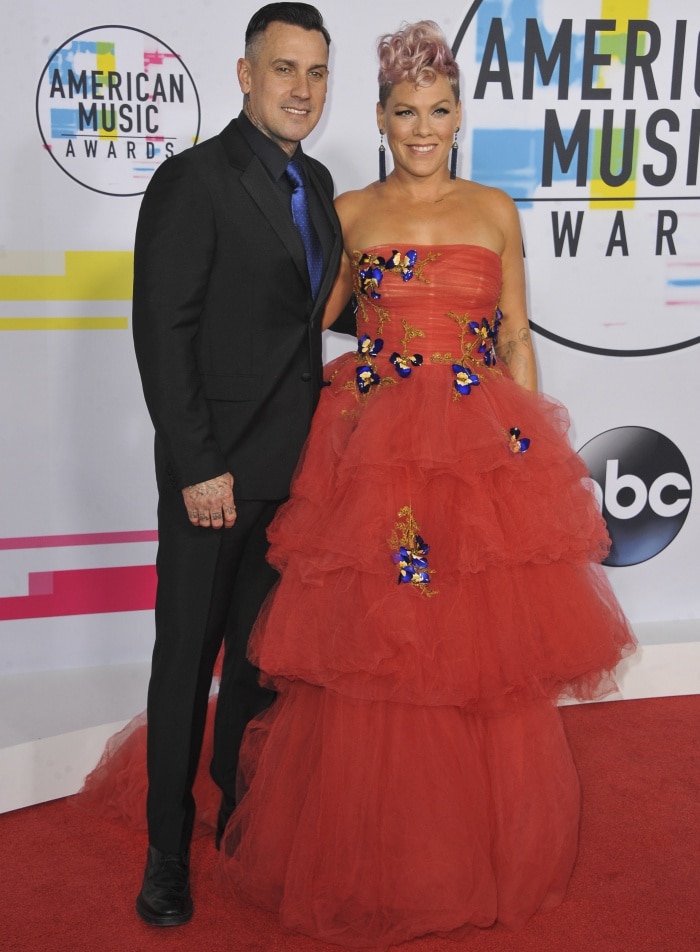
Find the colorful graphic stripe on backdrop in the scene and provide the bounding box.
[0,531,157,620]
[0,251,132,330]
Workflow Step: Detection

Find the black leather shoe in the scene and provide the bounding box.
[136,846,193,926]
[215,795,236,851]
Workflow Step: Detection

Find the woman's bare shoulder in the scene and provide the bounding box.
[334,183,384,239]
[465,181,520,234]
[335,182,381,212]
[461,178,514,207]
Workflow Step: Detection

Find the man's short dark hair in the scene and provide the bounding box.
[245,3,331,51]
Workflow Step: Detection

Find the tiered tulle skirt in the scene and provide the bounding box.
[218,349,635,947]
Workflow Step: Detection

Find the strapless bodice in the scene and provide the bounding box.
[351,244,503,375]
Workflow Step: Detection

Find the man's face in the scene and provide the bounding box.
[237,22,329,155]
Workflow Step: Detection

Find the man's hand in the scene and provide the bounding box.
[182,472,236,529]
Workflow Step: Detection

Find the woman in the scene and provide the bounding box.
[218,21,635,948]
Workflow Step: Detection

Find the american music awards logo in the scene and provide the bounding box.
[36,25,201,197]
[453,0,700,356]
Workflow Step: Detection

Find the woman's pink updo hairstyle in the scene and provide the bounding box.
[377,20,460,107]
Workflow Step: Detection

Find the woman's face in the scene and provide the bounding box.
[378,74,461,179]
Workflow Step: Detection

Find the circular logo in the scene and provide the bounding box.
[452,2,700,356]
[36,25,201,197]
[578,426,691,566]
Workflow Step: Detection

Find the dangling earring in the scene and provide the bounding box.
[450,128,459,180]
[379,131,387,183]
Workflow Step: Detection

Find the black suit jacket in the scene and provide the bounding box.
[132,118,343,500]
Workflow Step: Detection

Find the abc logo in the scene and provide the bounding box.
[578,427,692,567]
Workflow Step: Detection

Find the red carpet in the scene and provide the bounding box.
[2,695,698,952]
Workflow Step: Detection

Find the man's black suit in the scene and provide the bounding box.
[132,116,344,854]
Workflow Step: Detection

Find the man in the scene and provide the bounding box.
[132,3,346,926]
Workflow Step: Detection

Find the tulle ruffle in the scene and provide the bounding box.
[248,343,635,711]
[76,694,220,839]
[220,245,635,947]
[220,685,581,949]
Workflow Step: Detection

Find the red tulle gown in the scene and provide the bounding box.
[217,245,635,948]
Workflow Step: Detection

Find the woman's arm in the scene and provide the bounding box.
[322,250,353,330]
[322,190,363,330]
[493,192,538,392]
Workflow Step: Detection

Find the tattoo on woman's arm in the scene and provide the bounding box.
[497,329,532,388]
[498,339,516,367]
[517,327,532,348]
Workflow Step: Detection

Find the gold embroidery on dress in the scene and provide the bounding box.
[341,376,397,401]
[411,252,440,283]
[388,320,425,378]
[351,249,440,335]
[326,361,348,385]
[432,307,503,400]
[388,505,438,597]
[445,311,481,402]
[354,291,390,334]
[400,320,425,350]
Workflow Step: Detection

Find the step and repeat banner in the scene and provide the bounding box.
[0,0,697,679]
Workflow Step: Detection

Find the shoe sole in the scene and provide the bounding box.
[136,896,193,927]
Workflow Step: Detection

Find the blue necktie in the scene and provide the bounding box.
[285,159,324,299]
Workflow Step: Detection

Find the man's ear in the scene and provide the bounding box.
[237,58,251,95]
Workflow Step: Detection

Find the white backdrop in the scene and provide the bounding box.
[1,0,698,683]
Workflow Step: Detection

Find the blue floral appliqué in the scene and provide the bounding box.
[508,427,531,453]
[385,249,418,281]
[356,249,419,299]
[357,254,386,299]
[390,351,423,378]
[469,308,502,367]
[394,535,431,586]
[357,334,384,358]
[452,363,480,395]
[356,364,380,394]
[389,506,437,596]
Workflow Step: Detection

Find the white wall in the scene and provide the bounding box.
[1,0,698,685]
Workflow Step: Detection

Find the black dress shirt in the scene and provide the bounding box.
[236,110,334,268]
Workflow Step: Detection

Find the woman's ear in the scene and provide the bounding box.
[376,101,385,133]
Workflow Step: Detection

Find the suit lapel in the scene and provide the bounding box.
[241,162,311,289]
[220,120,309,289]
[219,119,342,314]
